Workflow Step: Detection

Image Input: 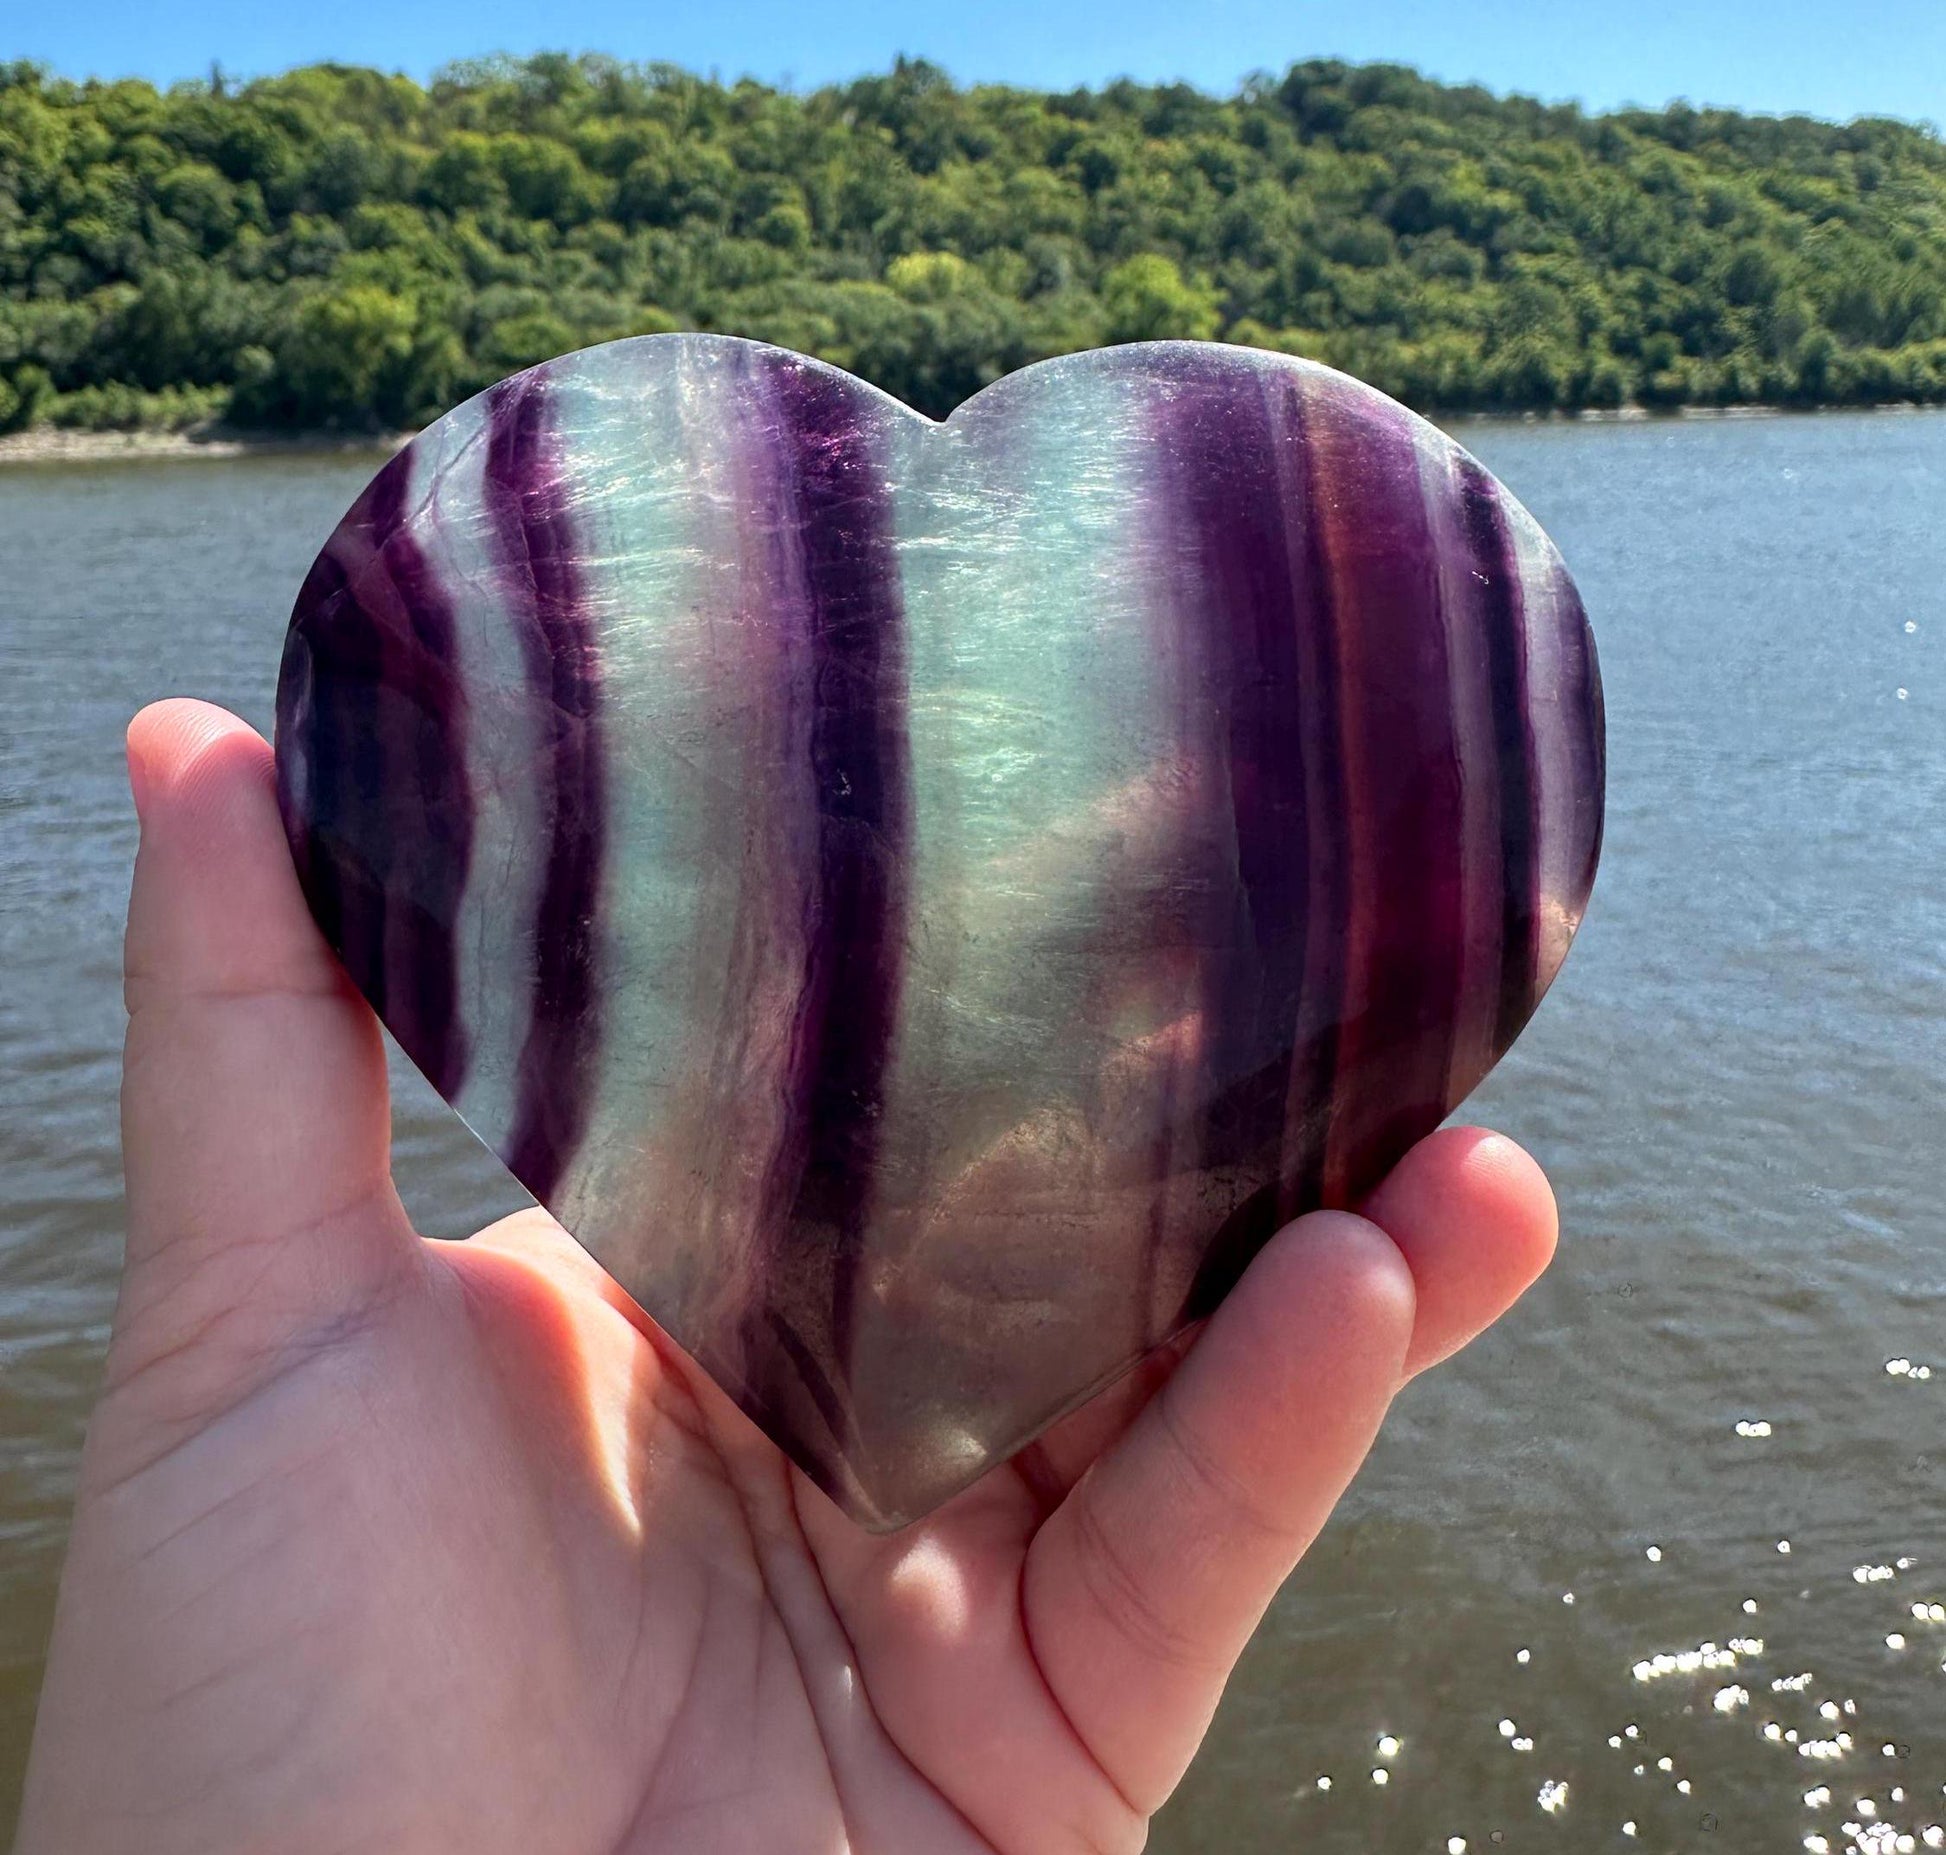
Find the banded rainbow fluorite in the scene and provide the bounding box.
[275,335,1604,1528]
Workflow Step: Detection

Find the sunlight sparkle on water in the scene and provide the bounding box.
[1272,900,1938,1853]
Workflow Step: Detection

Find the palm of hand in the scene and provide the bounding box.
[20,703,1556,1855]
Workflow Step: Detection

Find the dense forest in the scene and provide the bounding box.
[4,52,1946,432]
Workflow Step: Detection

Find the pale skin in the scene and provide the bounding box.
[19,698,1560,1854]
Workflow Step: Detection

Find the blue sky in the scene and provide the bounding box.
[15,0,1946,127]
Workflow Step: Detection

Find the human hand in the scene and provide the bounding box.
[19,699,1558,1854]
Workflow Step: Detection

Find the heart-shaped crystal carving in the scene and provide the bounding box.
[275,335,1603,1528]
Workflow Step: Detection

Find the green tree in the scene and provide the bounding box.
[1100,253,1221,342]
[256,284,418,426]
[5,54,1946,431]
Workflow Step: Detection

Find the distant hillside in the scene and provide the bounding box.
[4,53,1946,431]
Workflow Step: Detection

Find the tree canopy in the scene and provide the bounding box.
[4,52,1946,432]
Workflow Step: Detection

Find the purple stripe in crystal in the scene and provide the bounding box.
[277,548,350,943]
[1456,458,1541,1050]
[758,361,912,1394]
[1554,560,1607,927]
[1309,383,1466,1204]
[1153,366,1337,1292]
[1265,372,1349,1219]
[1178,374,1312,1111]
[276,446,474,1098]
[484,372,607,1202]
[1164,366,1354,1315]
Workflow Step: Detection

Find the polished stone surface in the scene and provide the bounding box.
[275,335,1604,1527]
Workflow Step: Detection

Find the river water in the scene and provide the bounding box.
[2,411,1943,1849]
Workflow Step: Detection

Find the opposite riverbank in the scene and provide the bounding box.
[7,58,1946,443]
[8,398,1939,469]
[0,427,409,467]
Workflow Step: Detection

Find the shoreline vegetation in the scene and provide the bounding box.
[5,55,1946,436]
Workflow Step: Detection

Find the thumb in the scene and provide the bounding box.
[113,700,415,1429]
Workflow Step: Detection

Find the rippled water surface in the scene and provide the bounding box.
[3,412,1944,1848]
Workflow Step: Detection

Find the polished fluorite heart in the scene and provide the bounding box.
[275,335,1603,1527]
